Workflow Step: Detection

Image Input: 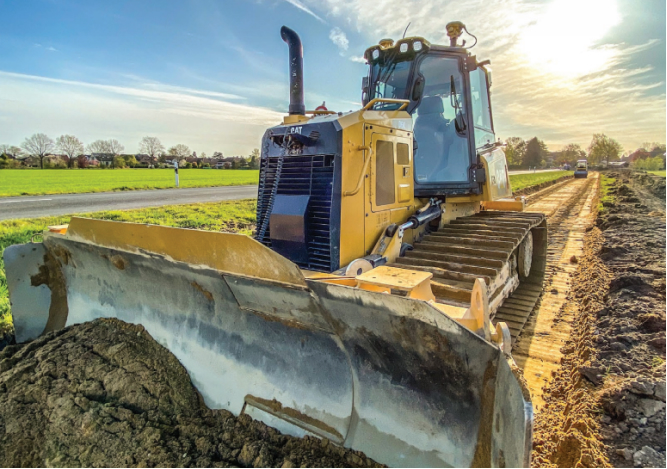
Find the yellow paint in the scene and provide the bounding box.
[59,217,307,287]
[48,225,69,234]
[356,265,435,301]
[481,198,526,212]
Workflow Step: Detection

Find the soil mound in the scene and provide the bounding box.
[0,319,383,468]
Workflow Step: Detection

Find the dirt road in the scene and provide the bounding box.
[527,171,666,468]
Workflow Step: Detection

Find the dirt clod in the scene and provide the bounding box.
[0,319,383,468]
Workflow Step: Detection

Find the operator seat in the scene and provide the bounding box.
[414,96,448,182]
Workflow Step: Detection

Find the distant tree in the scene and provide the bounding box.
[523,137,548,168]
[556,143,586,166]
[248,148,260,169]
[0,153,20,169]
[123,155,138,167]
[633,155,664,171]
[87,139,107,154]
[0,144,23,158]
[200,151,207,159]
[168,144,192,159]
[22,133,55,169]
[639,142,666,154]
[139,137,165,162]
[504,137,526,166]
[231,158,239,170]
[56,135,84,169]
[77,155,89,169]
[213,151,224,158]
[107,139,125,156]
[588,134,622,164]
[87,139,124,156]
[113,156,127,168]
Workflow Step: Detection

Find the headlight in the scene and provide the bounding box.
[399,43,408,53]
[414,41,422,51]
[372,49,380,59]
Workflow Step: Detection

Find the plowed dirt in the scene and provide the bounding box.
[532,170,666,468]
[0,319,383,468]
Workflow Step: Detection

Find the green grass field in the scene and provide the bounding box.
[509,171,572,192]
[0,199,257,334]
[0,169,259,197]
[648,170,666,177]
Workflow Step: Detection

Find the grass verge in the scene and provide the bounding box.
[598,174,616,213]
[0,169,259,197]
[648,170,666,177]
[509,171,572,192]
[0,199,257,334]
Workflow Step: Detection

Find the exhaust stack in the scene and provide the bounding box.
[281,26,305,115]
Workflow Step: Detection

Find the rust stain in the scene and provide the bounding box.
[245,395,344,443]
[191,281,213,301]
[471,359,497,468]
[29,251,69,334]
[50,244,73,266]
[110,255,126,270]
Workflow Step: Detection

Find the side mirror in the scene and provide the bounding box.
[466,55,477,71]
[411,75,425,101]
[361,76,370,105]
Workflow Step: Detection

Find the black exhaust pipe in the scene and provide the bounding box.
[280,26,305,116]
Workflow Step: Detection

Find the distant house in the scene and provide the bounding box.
[134,154,156,166]
[91,153,115,167]
[19,156,40,167]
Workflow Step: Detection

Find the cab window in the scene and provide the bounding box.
[412,56,469,183]
[469,68,494,148]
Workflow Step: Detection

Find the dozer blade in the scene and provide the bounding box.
[4,217,533,467]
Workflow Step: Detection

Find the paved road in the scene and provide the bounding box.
[0,169,565,221]
[0,186,258,221]
[508,168,563,175]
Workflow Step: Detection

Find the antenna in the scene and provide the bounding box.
[402,22,411,39]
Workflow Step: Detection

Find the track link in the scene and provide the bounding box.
[389,210,547,342]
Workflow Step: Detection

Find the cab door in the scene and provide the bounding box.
[364,127,414,254]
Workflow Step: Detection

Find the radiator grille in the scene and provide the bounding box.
[256,154,335,272]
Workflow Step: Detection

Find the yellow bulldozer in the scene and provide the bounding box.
[5,23,546,467]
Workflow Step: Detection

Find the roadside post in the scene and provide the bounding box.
[174,161,179,187]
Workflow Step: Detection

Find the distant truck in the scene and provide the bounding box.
[574,159,588,178]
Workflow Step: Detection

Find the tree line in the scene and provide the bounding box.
[0,134,261,170]
[503,133,664,169]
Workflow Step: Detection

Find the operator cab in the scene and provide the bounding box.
[361,26,495,197]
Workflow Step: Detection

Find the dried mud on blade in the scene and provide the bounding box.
[4,217,533,467]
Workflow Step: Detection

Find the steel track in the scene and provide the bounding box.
[389,176,594,345]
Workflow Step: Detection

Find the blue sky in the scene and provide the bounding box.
[0,0,664,156]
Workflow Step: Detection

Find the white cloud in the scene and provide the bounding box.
[349,55,366,63]
[329,27,349,55]
[0,71,283,155]
[298,0,666,150]
[281,0,326,23]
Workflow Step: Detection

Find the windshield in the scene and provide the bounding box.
[412,56,470,183]
[369,58,412,110]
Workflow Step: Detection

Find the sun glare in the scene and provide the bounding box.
[518,0,621,78]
